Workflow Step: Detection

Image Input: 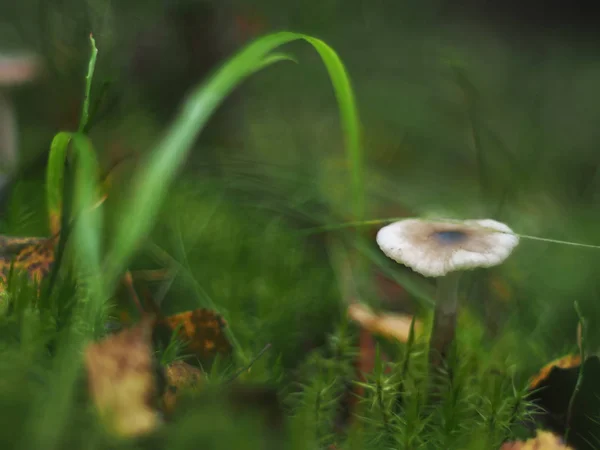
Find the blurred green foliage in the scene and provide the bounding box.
[0,0,599,448]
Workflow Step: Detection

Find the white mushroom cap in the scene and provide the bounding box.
[376,218,519,277]
[0,53,40,86]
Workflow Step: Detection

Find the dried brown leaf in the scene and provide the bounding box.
[85,315,161,437]
[528,354,582,390]
[0,235,57,292]
[156,308,233,363]
[162,360,203,415]
[347,303,422,343]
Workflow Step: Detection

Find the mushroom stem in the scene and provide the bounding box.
[428,271,461,372]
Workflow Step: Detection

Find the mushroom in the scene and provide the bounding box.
[375,218,519,371]
[0,53,40,194]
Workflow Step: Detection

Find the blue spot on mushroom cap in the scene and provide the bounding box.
[434,230,467,244]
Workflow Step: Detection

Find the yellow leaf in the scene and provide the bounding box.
[347,303,422,343]
[500,430,573,449]
[85,315,161,437]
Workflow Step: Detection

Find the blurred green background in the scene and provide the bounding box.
[2,0,600,364]
[1,2,600,446]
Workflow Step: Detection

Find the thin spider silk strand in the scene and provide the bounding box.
[300,217,600,251]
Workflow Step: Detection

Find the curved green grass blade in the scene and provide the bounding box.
[23,35,105,450]
[252,52,297,73]
[79,34,98,133]
[25,134,104,450]
[46,132,105,323]
[104,31,364,292]
[46,132,71,235]
[46,34,98,235]
[302,36,364,221]
[68,133,105,319]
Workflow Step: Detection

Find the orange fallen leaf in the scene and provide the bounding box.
[347,303,422,343]
[500,430,573,449]
[156,308,233,363]
[85,315,162,437]
[529,354,582,390]
[0,235,57,292]
[162,360,203,415]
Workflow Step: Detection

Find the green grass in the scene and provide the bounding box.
[0,24,599,450]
